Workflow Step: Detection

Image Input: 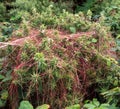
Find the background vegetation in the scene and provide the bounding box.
[0,0,120,109]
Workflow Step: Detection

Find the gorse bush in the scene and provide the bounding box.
[77,0,120,38]
[100,0,120,38]
[4,0,92,32]
[75,0,97,13]
[11,0,90,32]
[31,9,91,32]
[0,20,119,108]
[101,87,120,105]
[0,0,120,109]
[0,3,6,21]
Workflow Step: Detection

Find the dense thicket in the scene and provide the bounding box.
[0,0,120,109]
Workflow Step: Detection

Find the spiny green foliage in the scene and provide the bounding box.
[0,0,120,109]
[76,0,120,38]
[0,0,91,40]
[101,0,120,38]
[75,0,97,13]
[0,3,6,21]
[0,21,119,108]
[101,87,120,105]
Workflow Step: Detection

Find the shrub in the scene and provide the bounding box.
[83,98,119,109]
[0,3,6,21]
[0,0,120,109]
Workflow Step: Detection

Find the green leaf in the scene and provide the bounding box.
[18,101,33,109]
[2,76,12,82]
[36,104,50,109]
[99,103,110,109]
[108,105,120,109]
[116,35,120,39]
[0,75,5,80]
[92,98,100,107]
[116,40,120,46]
[91,38,97,43]
[1,91,8,100]
[69,27,76,33]
[65,104,80,109]
[83,104,96,109]
[0,99,5,107]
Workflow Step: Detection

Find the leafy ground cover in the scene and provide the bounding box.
[0,0,120,109]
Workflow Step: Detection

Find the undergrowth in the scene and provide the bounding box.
[0,22,120,108]
[0,0,120,109]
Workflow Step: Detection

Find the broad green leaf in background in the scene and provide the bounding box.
[0,75,5,80]
[0,99,5,108]
[99,104,110,109]
[18,101,33,109]
[83,104,96,109]
[65,104,80,109]
[1,76,12,83]
[36,104,50,109]
[92,98,100,107]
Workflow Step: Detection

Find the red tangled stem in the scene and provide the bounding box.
[9,71,19,109]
